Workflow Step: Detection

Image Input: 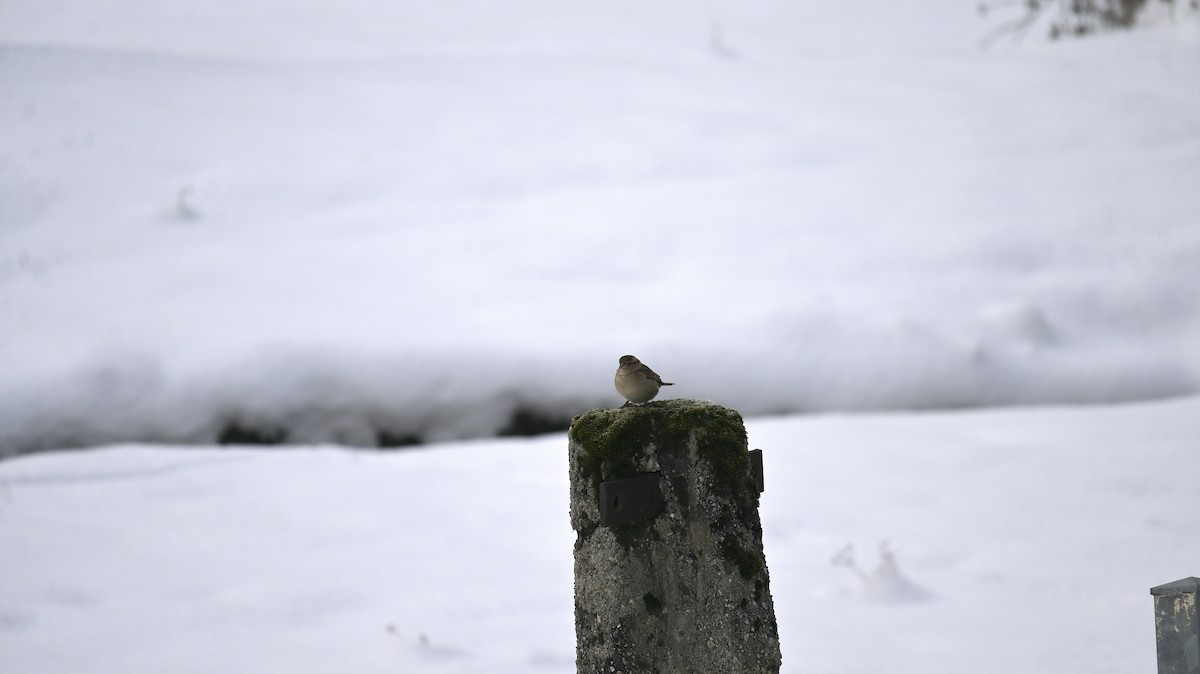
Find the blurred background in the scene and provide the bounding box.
[1,0,1198,454]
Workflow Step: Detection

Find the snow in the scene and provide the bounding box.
[2,1,1199,452]
[2,396,1198,673]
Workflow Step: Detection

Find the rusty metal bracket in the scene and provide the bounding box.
[599,472,664,527]
[750,449,764,494]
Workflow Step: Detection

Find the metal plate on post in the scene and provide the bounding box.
[1151,577,1200,674]
[599,472,664,527]
[750,449,764,493]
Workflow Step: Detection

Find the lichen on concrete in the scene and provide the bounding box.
[569,399,754,497]
[569,398,782,674]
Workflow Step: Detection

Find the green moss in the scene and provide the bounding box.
[720,534,764,580]
[691,408,749,496]
[571,400,760,554]
[610,519,658,550]
[569,400,751,498]
[569,407,656,487]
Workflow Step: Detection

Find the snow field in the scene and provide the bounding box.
[2,396,1198,673]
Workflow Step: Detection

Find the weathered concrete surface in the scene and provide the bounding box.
[1152,577,1200,674]
[569,399,781,674]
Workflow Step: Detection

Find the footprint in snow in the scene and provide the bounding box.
[385,625,470,661]
[832,540,936,605]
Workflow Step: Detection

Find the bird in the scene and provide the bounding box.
[614,355,674,407]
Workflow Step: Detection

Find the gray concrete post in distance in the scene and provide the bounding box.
[1152,577,1200,674]
[568,399,782,673]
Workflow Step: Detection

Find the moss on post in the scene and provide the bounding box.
[569,398,782,674]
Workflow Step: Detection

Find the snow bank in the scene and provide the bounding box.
[1,1,1198,454]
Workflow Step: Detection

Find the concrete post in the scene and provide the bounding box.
[568,399,781,674]
[1152,577,1200,674]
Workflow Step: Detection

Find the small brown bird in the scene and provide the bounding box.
[614,355,674,407]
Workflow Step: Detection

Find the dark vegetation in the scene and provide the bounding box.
[979,0,1196,43]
